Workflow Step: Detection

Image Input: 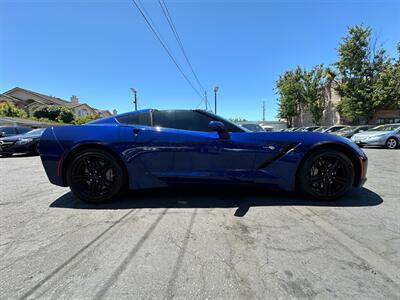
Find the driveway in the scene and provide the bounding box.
[0,148,399,299]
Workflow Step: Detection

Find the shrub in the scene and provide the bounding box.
[0,102,28,118]
[73,115,99,125]
[33,105,74,123]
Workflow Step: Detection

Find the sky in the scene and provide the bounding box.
[1,0,399,121]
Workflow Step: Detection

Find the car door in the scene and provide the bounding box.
[149,110,285,181]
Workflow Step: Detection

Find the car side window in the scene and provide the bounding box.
[153,110,214,132]
[116,112,151,126]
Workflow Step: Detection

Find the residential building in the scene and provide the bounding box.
[1,87,113,118]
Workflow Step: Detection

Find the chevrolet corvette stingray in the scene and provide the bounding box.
[39,109,368,203]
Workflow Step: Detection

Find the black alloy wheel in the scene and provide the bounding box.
[298,150,354,200]
[385,137,398,149]
[66,149,125,203]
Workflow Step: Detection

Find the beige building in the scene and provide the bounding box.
[292,82,341,127]
[0,87,113,118]
[292,82,399,127]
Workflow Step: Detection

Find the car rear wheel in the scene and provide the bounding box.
[66,149,125,203]
[298,150,354,200]
[385,137,398,149]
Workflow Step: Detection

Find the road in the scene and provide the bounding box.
[0,148,399,299]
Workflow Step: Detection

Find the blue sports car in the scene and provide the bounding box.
[39,109,368,203]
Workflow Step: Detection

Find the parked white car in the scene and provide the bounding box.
[351,124,400,149]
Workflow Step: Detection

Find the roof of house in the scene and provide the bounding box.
[0,93,25,103]
[3,87,112,115]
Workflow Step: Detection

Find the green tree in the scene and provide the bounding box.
[33,105,74,123]
[73,115,99,125]
[228,117,247,122]
[372,42,400,109]
[276,66,304,127]
[0,102,28,118]
[335,25,388,123]
[303,65,327,125]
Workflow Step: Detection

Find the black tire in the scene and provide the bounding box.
[385,137,398,149]
[1,153,12,157]
[66,149,126,203]
[298,150,355,200]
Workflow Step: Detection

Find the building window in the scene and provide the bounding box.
[79,109,88,117]
[378,117,400,124]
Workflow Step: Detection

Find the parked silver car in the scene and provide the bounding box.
[351,124,400,149]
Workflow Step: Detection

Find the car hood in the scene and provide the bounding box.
[352,131,390,138]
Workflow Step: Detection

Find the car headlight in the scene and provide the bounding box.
[16,138,33,144]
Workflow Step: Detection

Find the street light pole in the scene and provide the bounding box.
[214,85,219,114]
[262,100,265,121]
[130,88,137,111]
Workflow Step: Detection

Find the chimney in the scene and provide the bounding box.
[70,95,79,105]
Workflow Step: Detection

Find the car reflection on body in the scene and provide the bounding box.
[334,125,374,139]
[351,124,400,149]
[0,128,46,157]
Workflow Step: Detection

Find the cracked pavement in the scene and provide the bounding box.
[0,148,399,299]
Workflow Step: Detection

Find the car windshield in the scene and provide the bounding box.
[241,124,264,132]
[22,128,46,136]
[337,126,355,132]
[369,124,400,131]
[313,127,327,132]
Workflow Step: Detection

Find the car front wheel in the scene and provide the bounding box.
[298,150,355,200]
[385,137,398,149]
[66,149,125,203]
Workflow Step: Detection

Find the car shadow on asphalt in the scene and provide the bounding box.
[50,186,383,217]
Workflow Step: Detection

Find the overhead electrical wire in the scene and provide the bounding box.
[130,0,203,99]
[158,0,206,95]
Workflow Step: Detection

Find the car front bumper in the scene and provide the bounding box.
[358,155,368,187]
[0,141,36,154]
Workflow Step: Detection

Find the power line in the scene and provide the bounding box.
[130,0,203,99]
[158,0,205,94]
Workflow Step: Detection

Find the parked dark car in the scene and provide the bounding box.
[304,126,322,132]
[323,125,349,133]
[0,126,31,137]
[0,128,46,157]
[334,125,374,139]
[313,126,328,132]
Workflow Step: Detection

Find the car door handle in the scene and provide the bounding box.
[133,128,141,136]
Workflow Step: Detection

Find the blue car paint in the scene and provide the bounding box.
[39,110,367,192]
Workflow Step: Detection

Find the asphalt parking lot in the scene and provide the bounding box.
[0,148,399,299]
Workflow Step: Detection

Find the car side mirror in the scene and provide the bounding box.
[209,121,230,139]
